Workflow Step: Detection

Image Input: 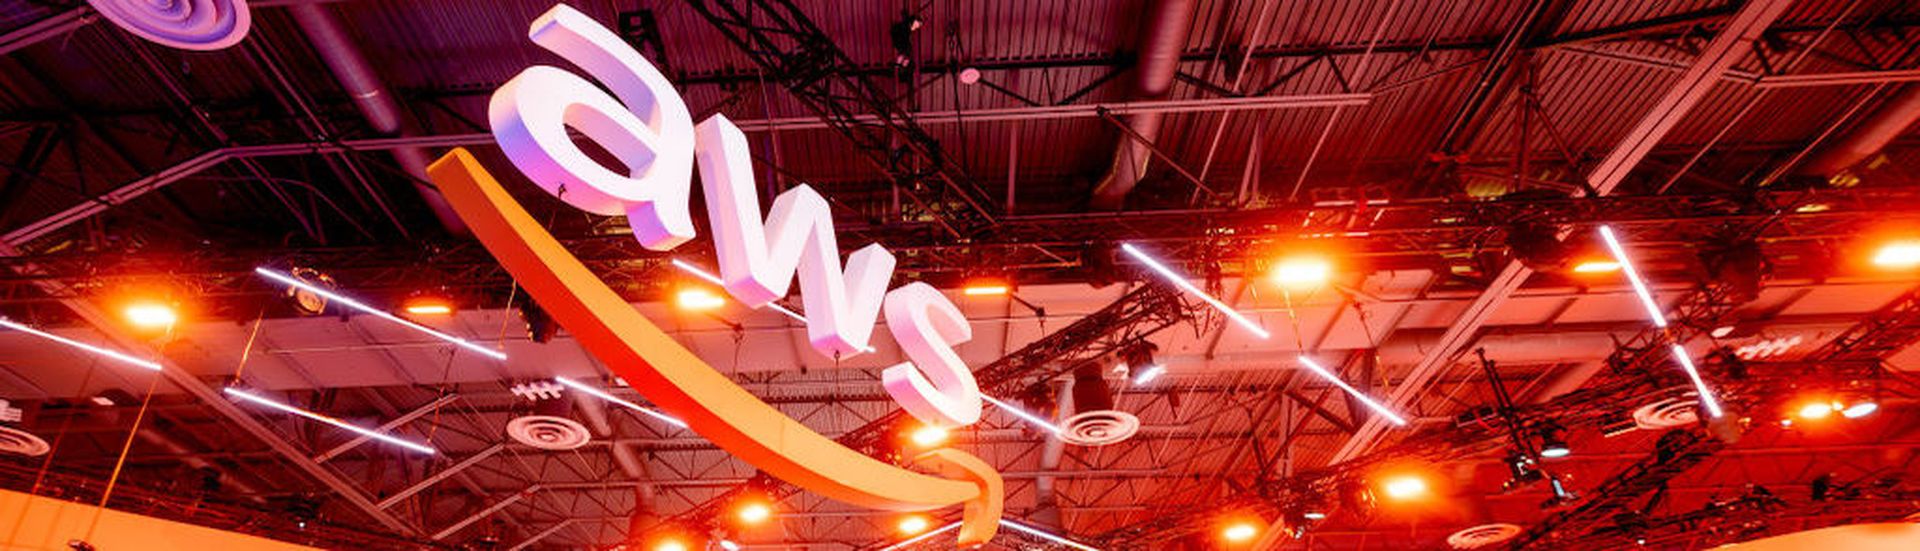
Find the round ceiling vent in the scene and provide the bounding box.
[506,415,591,450]
[0,425,50,456]
[1446,523,1522,549]
[1060,410,1140,447]
[1633,394,1701,431]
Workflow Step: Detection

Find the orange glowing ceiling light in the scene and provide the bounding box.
[735,501,773,525]
[1570,259,1622,273]
[676,288,727,311]
[897,515,932,535]
[1269,256,1332,289]
[1222,521,1259,543]
[1381,474,1430,501]
[401,295,455,316]
[1872,240,1920,269]
[961,280,1011,296]
[910,425,950,448]
[123,301,179,328]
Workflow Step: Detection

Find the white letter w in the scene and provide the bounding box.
[694,115,896,357]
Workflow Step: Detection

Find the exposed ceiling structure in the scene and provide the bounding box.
[3,0,1920,550]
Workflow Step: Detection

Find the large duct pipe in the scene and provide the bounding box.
[1796,84,1920,178]
[136,427,266,502]
[289,3,468,235]
[1089,0,1197,210]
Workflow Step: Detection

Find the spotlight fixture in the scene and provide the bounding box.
[1703,238,1768,305]
[1381,474,1429,501]
[652,539,688,551]
[1121,243,1271,339]
[1873,240,1920,268]
[553,377,688,428]
[875,521,962,551]
[1841,399,1879,419]
[1795,401,1834,420]
[1506,222,1571,272]
[282,267,335,316]
[982,394,1063,434]
[1537,423,1571,459]
[896,515,931,536]
[1541,476,1579,509]
[908,424,949,448]
[1221,521,1259,543]
[1503,454,1544,492]
[1570,259,1621,274]
[1297,356,1408,426]
[1269,256,1332,289]
[676,288,727,311]
[734,501,772,525]
[0,318,162,371]
[254,268,507,361]
[223,387,435,455]
[960,279,1011,296]
[123,301,178,329]
[518,299,559,344]
[401,291,455,316]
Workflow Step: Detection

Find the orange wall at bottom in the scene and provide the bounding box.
[0,489,322,551]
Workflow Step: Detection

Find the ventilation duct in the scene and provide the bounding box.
[289,3,468,236]
[1089,0,1198,210]
[1796,84,1920,179]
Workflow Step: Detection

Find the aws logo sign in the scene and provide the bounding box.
[426,4,1002,545]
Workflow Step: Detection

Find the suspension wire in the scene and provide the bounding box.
[85,369,165,542]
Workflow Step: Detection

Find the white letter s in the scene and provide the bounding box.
[881,283,983,426]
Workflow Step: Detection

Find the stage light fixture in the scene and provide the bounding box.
[1381,474,1429,501]
[652,539,688,551]
[1595,229,1725,418]
[717,540,741,551]
[961,279,1011,296]
[1130,364,1166,386]
[553,376,688,428]
[896,515,931,536]
[1796,401,1834,420]
[123,302,178,329]
[1297,356,1407,426]
[670,259,844,334]
[1507,222,1572,272]
[999,519,1100,551]
[1221,521,1259,543]
[0,318,162,371]
[1841,400,1879,419]
[909,425,949,448]
[876,521,961,551]
[223,387,435,455]
[401,294,455,316]
[1269,256,1332,289]
[1120,243,1271,339]
[1570,259,1621,274]
[676,288,727,311]
[735,501,772,525]
[1873,240,1920,269]
[1537,424,1571,459]
[254,268,507,361]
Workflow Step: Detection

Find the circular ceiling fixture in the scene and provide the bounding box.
[506,415,591,450]
[0,425,51,457]
[1633,393,1701,431]
[87,0,252,51]
[1446,523,1522,549]
[1060,410,1140,447]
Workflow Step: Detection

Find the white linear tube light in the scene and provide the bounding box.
[553,376,689,428]
[1120,243,1271,339]
[224,387,435,454]
[254,267,508,361]
[0,318,163,371]
[1297,356,1408,426]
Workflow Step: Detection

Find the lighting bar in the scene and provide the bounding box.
[982,394,1062,434]
[1594,230,1724,418]
[1297,356,1408,426]
[1131,364,1166,386]
[0,318,162,371]
[253,268,507,361]
[1000,519,1100,551]
[1119,243,1271,339]
[1667,344,1725,418]
[223,387,435,455]
[553,376,688,428]
[669,259,873,352]
[876,521,961,551]
[1596,226,1668,327]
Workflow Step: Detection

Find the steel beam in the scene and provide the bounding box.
[0,8,94,57]
[314,392,459,462]
[376,443,504,509]
[434,485,542,540]
[506,518,575,551]
[1753,68,1920,89]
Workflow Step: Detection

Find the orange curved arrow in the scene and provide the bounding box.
[426,148,1002,545]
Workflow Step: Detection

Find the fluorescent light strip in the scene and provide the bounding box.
[253,268,507,361]
[1000,519,1100,551]
[1668,344,1725,418]
[669,259,871,352]
[1131,364,1166,386]
[553,376,688,428]
[982,394,1063,434]
[0,318,163,371]
[1297,356,1408,426]
[876,521,961,551]
[224,387,435,455]
[1597,226,1668,328]
[1119,243,1272,339]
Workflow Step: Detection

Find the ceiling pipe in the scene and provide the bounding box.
[1029,378,1071,529]
[136,425,267,502]
[287,3,468,236]
[1089,0,1198,210]
[1795,84,1920,178]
